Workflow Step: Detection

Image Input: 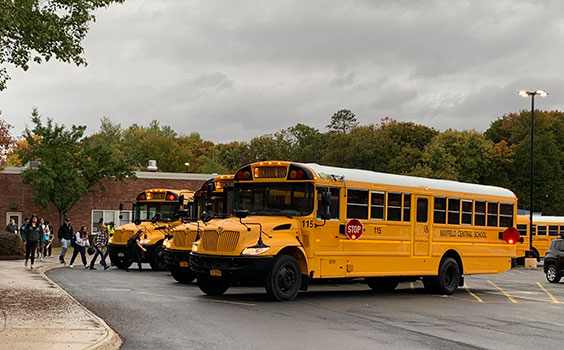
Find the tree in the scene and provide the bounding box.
[327,109,358,134]
[0,0,125,90]
[0,116,13,168]
[17,110,134,223]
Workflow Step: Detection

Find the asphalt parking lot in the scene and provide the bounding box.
[47,264,564,350]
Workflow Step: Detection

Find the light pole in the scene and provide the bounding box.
[184,162,190,173]
[518,89,548,258]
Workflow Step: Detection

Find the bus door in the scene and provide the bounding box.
[315,187,341,250]
[413,196,432,257]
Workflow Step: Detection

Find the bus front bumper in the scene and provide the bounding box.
[164,248,191,269]
[189,253,273,281]
[107,244,128,257]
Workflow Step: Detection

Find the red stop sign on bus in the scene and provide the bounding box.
[345,219,364,240]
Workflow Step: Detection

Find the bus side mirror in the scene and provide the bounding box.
[320,189,332,220]
[119,203,123,211]
[119,214,123,220]
[134,218,141,226]
[207,182,215,198]
[201,211,212,223]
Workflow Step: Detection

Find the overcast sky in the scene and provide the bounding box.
[1,0,563,143]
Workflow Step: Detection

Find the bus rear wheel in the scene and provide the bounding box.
[109,254,132,270]
[149,245,168,271]
[196,273,230,296]
[170,267,196,284]
[265,255,301,301]
[423,257,460,295]
[365,277,400,292]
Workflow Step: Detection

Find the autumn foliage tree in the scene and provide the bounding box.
[0,116,13,168]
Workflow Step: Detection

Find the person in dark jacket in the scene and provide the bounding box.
[58,217,73,265]
[5,218,18,234]
[23,215,43,269]
[125,230,146,272]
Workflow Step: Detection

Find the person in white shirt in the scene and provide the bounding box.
[69,226,90,268]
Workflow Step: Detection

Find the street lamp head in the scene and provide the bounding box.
[518,90,530,97]
[518,89,548,97]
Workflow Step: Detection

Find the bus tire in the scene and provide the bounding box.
[365,277,400,292]
[196,273,230,296]
[265,255,301,301]
[532,249,540,262]
[546,264,561,283]
[109,253,132,270]
[170,267,196,284]
[436,257,460,295]
[149,245,168,271]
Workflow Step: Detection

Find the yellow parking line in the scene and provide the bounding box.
[536,282,560,304]
[487,280,517,303]
[464,283,483,303]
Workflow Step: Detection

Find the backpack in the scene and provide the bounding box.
[71,232,77,245]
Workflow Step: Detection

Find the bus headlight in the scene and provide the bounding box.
[242,246,270,255]
[191,243,198,252]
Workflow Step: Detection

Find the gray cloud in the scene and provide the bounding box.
[1,0,563,143]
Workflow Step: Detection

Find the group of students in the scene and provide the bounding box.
[57,217,114,270]
[6,216,55,269]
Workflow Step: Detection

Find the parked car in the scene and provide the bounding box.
[543,236,564,283]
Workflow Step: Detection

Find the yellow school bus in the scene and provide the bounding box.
[530,215,564,259]
[190,161,519,301]
[515,215,529,262]
[163,175,234,283]
[108,189,193,270]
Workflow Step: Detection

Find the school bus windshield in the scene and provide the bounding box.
[135,202,178,222]
[234,182,314,216]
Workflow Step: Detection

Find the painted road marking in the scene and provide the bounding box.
[138,291,256,307]
[536,282,560,304]
[463,283,483,303]
[487,280,517,303]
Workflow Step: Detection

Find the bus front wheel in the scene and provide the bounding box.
[196,273,230,296]
[365,277,400,292]
[109,254,132,270]
[170,267,196,284]
[149,245,168,271]
[265,255,302,301]
[423,257,460,295]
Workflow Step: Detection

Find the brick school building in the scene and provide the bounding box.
[0,166,212,244]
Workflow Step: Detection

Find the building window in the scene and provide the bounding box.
[387,192,402,221]
[499,203,513,227]
[461,200,472,225]
[347,189,368,219]
[433,197,446,224]
[91,210,126,234]
[371,191,385,220]
[448,198,460,225]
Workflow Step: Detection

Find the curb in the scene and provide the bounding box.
[38,263,123,350]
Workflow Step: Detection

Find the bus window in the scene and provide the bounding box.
[475,201,486,226]
[387,193,402,221]
[499,203,513,227]
[560,226,564,234]
[487,202,498,227]
[417,198,428,223]
[433,197,446,224]
[448,198,460,225]
[517,224,527,236]
[403,194,411,222]
[537,225,547,236]
[370,191,385,220]
[347,189,368,219]
[317,187,340,219]
[462,200,472,225]
[549,225,559,236]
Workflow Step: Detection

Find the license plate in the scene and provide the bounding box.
[210,269,222,276]
[179,261,189,267]
[117,252,124,258]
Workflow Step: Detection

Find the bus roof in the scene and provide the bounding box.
[303,163,516,199]
[532,215,564,223]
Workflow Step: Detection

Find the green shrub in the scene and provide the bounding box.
[0,233,25,257]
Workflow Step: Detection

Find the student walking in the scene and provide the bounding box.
[69,226,90,268]
[58,217,73,265]
[43,220,53,258]
[5,218,17,235]
[125,230,146,272]
[89,224,110,270]
[23,215,43,269]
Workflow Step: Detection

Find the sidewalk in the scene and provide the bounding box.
[0,257,122,350]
